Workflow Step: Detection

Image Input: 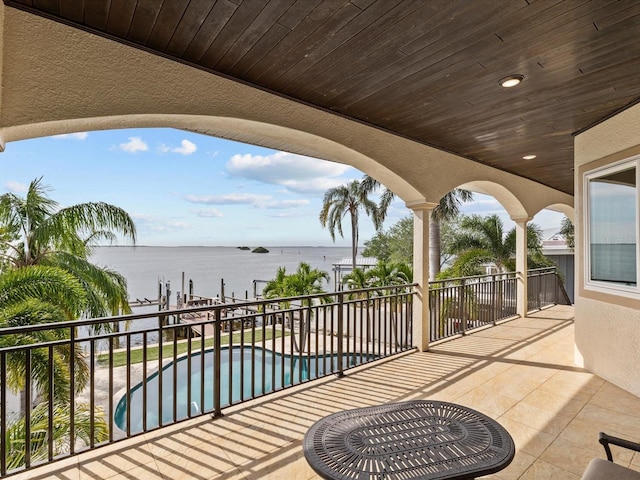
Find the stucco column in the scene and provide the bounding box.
[512,216,531,318]
[407,201,438,351]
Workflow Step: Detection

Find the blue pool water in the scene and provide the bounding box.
[114,346,367,433]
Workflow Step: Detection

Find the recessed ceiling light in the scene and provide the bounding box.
[499,75,524,88]
[523,154,537,160]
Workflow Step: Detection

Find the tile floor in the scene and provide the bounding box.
[10,305,640,480]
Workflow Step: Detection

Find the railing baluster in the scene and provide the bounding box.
[213,308,222,418]
[200,320,205,415]
[228,317,233,406]
[47,345,54,461]
[187,330,192,418]
[109,335,115,441]
[1,352,6,476]
[337,292,344,377]
[157,316,163,428]
[141,331,147,431]
[24,349,31,469]
[172,327,177,423]
[126,335,131,437]
[90,339,96,448]
[69,328,75,455]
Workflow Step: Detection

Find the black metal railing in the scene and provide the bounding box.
[0,284,415,477]
[527,267,572,310]
[428,267,569,343]
[0,267,571,477]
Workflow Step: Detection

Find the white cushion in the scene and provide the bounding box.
[581,458,640,480]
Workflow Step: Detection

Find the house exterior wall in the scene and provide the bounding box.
[574,102,640,397]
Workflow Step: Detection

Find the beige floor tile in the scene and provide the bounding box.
[483,373,542,402]
[575,404,640,439]
[153,440,236,480]
[520,386,588,417]
[559,418,635,463]
[519,459,580,480]
[9,456,80,480]
[78,461,162,480]
[77,448,157,479]
[589,384,640,419]
[502,402,574,436]
[495,416,556,458]
[237,441,315,480]
[490,451,537,480]
[456,383,520,418]
[545,370,605,394]
[540,436,602,476]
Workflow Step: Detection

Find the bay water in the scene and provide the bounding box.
[91,245,354,305]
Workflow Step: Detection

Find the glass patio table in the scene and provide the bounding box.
[303,400,515,480]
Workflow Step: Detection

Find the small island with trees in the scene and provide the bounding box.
[252,246,269,253]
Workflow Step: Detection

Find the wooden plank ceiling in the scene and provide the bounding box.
[7,0,640,195]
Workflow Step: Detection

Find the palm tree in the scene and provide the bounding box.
[443,214,545,276]
[360,175,395,223]
[0,265,89,403]
[363,260,412,348]
[560,216,574,250]
[365,260,411,288]
[6,401,108,471]
[429,189,473,279]
[319,180,381,270]
[360,175,472,279]
[263,262,329,352]
[0,265,105,472]
[0,177,137,319]
[341,268,369,298]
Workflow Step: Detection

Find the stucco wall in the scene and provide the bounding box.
[574,102,640,397]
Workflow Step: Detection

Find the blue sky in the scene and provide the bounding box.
[0,128,565,246]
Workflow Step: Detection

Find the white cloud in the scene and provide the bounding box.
[119,137,148,153]
[158,139,197,155]
[261,199,310,209]
[4,180,27,193]
[226,151,352,193]
[174,139,198,155]
[185,193,271,205]
[131,213,189,232]
[185,193,309,210]
[52,132,89,140]
[192,208,224,218]
[279,177,349,195]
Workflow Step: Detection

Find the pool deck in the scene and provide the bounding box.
[9,305,640,480]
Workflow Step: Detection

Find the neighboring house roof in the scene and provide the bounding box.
[332,257,379,268]
[542,230,573,256]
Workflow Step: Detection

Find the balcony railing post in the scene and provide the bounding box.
[69,326,76,455]
[0,352,5,476]
[337,291,345,378]
[461,278,467,335]
[213,308,223,418]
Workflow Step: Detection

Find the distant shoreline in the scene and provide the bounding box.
[95,245,357,249]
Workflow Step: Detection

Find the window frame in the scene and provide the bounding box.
[584,155,640,298]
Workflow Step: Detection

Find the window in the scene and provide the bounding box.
[585,157,639,296]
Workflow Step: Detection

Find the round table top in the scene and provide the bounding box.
[303,400,515,480]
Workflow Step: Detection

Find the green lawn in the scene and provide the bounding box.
[97,327,287,368]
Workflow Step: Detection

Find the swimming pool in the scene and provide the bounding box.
[114,346,367,433]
